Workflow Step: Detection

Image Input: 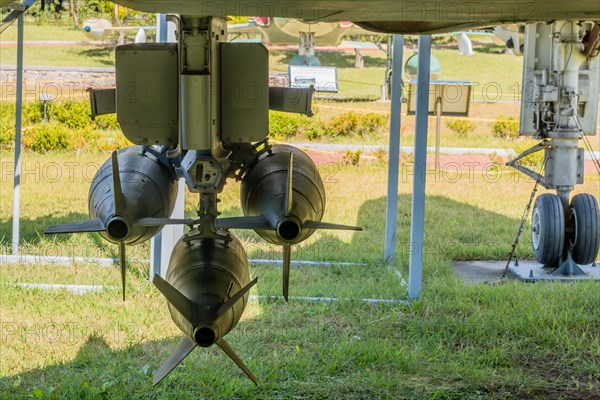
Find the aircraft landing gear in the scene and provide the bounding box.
[530,192,600,273]
[531,194,565,268]
[570,194,600,265]
[291,31,321,66]
[508,21,600,271]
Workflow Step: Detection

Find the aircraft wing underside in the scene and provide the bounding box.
[112,0,600,33]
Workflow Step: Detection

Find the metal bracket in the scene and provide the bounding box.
[552,249,587,276]
[183,192,231,242]
[0,0,38,34]
[225,139,272,180]
[88,88,116,120]
[505,140,550,182]
[269,86,314,116]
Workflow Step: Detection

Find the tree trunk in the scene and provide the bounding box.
[70,0,79,28]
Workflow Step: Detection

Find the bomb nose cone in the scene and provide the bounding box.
[194,325,217,347]
[106,217,130,241]
[277,217,301,242]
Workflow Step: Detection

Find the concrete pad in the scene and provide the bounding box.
[452,260,508,283]
[453,259,600,283]
[506,260,600,282]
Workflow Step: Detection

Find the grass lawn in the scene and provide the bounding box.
[2,21,522,101]
[1,150,599,399]
[4,23,598,150]
[1,21,599,400]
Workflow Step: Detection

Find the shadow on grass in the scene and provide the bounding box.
[0,334,243,399]
[473,44,509,55]
[0,198,590,400]
[78,47,115,66]
[0,212,91,245]
[2,191,526,265]
[238,194,522,268]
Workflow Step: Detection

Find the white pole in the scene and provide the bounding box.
[11,14,25,255]
[384,35,404,265]
[408,35,432,301]
[435,96,442,168]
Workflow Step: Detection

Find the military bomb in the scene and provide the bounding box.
[152,232,257,385]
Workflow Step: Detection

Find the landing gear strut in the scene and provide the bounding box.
[508,21,600,272]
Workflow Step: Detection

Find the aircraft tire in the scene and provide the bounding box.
[570,193,600,265]
[531,194,565,268]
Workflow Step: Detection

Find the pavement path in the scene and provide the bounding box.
[300,143,600,174]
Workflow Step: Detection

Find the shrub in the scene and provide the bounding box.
[268,111,327,141]
[326,111,387,138]
[1,103,15,148]
[446,118,476,137]
[490,116,519,139]
[327,112,360,137]
[115,132,135,149]
[22,102,44,125]
[0,123,15,149]
[0,99,129,152]
[512,140,545,169]
[71,128,103,151]
[94,113,120,131]
[1,102,44,125]
[302,117,327,140]
[0,102,16,122]
[24,123,74,152]
[269,111,302,140]
[343,149,362,166]
[374,147,388,163]
[48,100,93,129]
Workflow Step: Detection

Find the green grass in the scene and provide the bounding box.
[270,47,524,102]
[0,21,86,42]
[1,22,599,399]
[1,150,599,399]
[2,22,523,100]
[0,45,117,67]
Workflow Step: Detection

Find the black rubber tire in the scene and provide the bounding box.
[531,194,565,267]
[571,193,600,265]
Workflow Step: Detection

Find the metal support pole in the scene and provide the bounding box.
[408,35,432,300]
[435,96,442,169]
[156,13,167,42]
[149,12,173,280]
[11,15,24,256]
[384,35,404,265]
[150,179,185,279]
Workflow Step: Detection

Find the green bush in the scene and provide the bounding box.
[48,100,93,130]
[0,102,43,148]
[268,111,326,141]
[24,123,74,152]
[0,102,15,122]
[0,122,15,149]
[446,118,476,137]
[302,117,326,140]
[22,102,44,125]
[359,112,388,136]
[327,112,360,137]
[326,111,387,138]
[0,102,44,126]
[94,113,120,131]
[512,140,545,169]
[269,111,303,140]
[343,149,362,166]
[0,98,136,152]
[374,147,388,163]
[490,116,519,139]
